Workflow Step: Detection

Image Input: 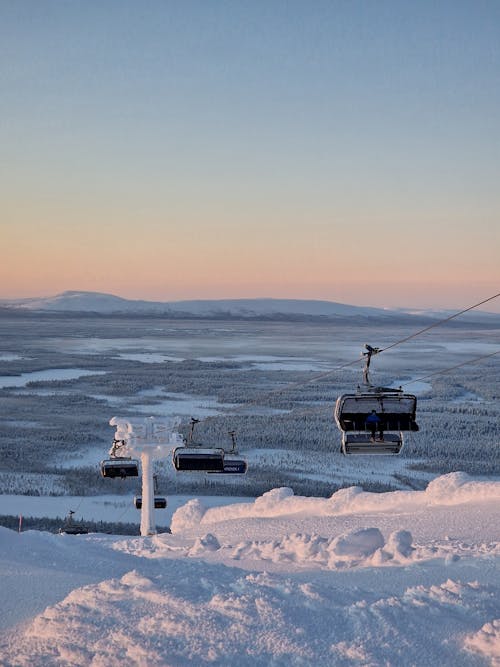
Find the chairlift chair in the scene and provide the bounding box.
[59,510,89,535]
[173,447,225,472]
[100,457,139,478]
[134,496,167,509]
[172,417,226,472]
[335,388,418,455]
[207,430,248,474]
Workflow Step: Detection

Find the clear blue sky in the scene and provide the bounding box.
[1,1,499,310]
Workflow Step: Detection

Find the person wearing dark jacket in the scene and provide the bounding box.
[366,410,384,442]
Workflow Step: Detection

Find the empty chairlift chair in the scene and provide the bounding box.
[100,457,140,478]
[173,447,225,472]
[173,417,225,472]
[335,389,419,455]
[100,438,140,478]
[206,430,247,474]
[59,510,89,535]
[134,496,167,509]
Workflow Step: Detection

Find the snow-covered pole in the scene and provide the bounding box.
[109,415,182,537]
[140,449,155,536]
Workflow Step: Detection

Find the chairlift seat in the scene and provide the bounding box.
[173,447,225,472]
[100,458,139,478]
[134,496,167,509]
[341,432,403,455]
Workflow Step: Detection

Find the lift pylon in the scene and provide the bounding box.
[109,416,182,536]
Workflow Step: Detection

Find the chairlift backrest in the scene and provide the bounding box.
[173,447,225,472]
[100,458,139,478]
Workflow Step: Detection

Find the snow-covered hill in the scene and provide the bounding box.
[1,290,395,319]
[0,472,499,666]
[3,290,499,323]
[0,290,420,320]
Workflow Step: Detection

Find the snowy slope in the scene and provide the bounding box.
[0,472,499,666]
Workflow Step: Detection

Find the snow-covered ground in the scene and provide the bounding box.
[0,493,252,526]
[0,472,498,666]
[0,368,107,389]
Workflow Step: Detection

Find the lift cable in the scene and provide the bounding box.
[378,292,500,354]
[195,290,500,423]
[243,290,500,399]
[71,496,85,514]
[400,349,500,388]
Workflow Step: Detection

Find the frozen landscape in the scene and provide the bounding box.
[0,306,499,665]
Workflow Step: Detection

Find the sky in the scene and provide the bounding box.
[1,1,499,311]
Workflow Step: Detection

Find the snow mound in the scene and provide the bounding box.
[0,471,499,666]
[254,486,294,510]
[170,498,207,534]
[331,527,385,557]
[189,533,221,555]
[5,567,497,667]
[425,471,500,505]
[385,529,414,558]
[463,619,500,665]
[169,473,500,530]
[232,528,415,569]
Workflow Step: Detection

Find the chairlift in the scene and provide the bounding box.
[100,438,140,478]
[334,345,419,455]
[335,388,418,455]
[59,510,88,535]
[207,430,247,474]
[100,457,139,478]
[172,417,226,472]
[134,496,167,509]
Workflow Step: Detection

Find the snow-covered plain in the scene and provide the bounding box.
[0,472,499,666]
[0,368,106,389]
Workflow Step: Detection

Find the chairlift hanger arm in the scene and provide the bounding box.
[109,438,127,457]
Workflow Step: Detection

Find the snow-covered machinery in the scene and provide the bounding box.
[173,420,247,474]
[106,416,182,536]
[100,439,139,478]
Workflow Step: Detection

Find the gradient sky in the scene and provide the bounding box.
[1,1,499,311]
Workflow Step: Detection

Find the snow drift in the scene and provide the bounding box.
[0,472,499,666]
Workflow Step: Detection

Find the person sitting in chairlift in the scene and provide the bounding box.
[366,410,384,442]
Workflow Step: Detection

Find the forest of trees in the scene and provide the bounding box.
[0,315,498,511]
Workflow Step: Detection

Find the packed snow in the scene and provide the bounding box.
[1,472,499,666]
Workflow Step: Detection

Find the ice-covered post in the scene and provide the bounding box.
[109,415,182,536]
[140,449,155,536]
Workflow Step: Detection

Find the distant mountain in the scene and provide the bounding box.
[0,291,396,318]
[1,290,498,324]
